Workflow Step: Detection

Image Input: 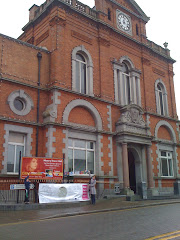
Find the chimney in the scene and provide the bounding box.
[29,4,39,21]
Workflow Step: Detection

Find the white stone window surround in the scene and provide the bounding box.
[7,89,34,116]
[155,79,169,116]
[7,132,25,174]
[155,120,178,178]
[159,149,174,177]
[68,138,95,174]
[113,56,141,106]
[62,99,102,131]
[62,99,104,177]
[2,124,33,174]
[75,54,87,94]
[64,130,100,176]
[72,45,94,96]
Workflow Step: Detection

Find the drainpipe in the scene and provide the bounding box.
[36,52,42,157]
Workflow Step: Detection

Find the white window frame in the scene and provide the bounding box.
[160,150,174,177]
[76,54,88,94]
[2,124,33,175]
[7,134,25,174]
[68,139,95,175]
[122,69,131,105]
[155,79,169,116]
[72,45,94,96]
[157,83,165,115]
[113,57,141,106]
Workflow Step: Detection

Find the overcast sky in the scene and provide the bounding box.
[0,0,179,117]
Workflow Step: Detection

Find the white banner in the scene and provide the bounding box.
[39,183,90,203]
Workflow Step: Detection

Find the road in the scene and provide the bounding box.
[0,203,180,240]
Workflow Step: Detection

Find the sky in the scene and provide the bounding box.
[0,0,179,117]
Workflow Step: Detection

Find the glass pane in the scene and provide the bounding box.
[81,63,86,94]
[87,151,94,174]
[157,84,161,91]
[159,91,164,115]
[122,63,128,73]
[74,140,85,148]
[68,149,73,172]
[161,151,166,157]
[76,62,80,91]
[76,54,85,62]
[126,76,130,104]
[9,132,24,144]
[15,146,24,173]
[14,98,24,111]
[87,142,94,150]
[161,159,168,176]
[168,159,173,176]
[68,139,73,147]
[7,144,15,172]
[74,150,86,173]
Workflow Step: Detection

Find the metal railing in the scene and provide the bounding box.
[0,179,63,204]
[34,0,97,20]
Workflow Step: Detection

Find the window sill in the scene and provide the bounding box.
[154,176,176,180]
[0,173,19,178]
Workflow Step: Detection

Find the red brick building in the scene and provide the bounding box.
[0,0,179,199]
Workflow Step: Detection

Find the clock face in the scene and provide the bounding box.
[118,14,130,31]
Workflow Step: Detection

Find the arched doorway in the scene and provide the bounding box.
[128,151,136,193]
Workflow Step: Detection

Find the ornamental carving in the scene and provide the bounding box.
[43,104,57,122]
[117,105,145,126]
[116,104,149,137]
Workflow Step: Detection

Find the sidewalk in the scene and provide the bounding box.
[1,197,180,225]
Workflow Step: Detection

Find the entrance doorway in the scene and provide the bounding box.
[128,151,136,193]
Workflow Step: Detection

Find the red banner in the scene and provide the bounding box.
[21,157,63,180]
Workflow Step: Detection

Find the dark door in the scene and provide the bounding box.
[128,151,136,193]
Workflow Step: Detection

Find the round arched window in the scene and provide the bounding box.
[8,90,34,116]
[76,53,87,94]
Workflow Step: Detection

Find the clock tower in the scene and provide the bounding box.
[95,0,149,41]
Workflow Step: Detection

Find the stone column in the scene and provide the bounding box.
[113,67,119,104]
[147,145,154,188]
[122,142,130,188]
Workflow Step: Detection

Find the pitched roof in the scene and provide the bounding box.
[129,0,150,22]
[109,0,150,22]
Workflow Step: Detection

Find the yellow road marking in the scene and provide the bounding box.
[145,230,180,240]
[160,233,180,240]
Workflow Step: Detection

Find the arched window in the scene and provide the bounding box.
[72,46,94,96]
[155,120,177,179]
[136,24,139,36]
[157,83,165,115]
[122,62,131,105]
[108,8,111,21]
[76,54,87,94]
[113,56,141,106]
[155,79,168,116]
